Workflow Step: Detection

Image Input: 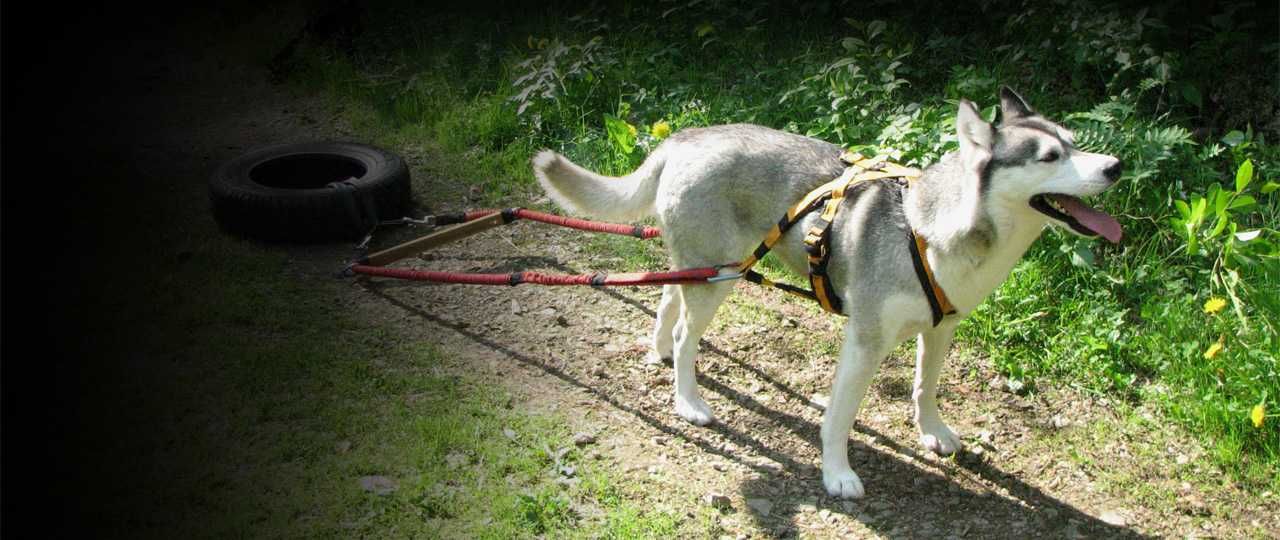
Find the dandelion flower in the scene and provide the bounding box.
[650,120,671,140]
[1252,404,1265,428]
[1202,338,1224,360]
[1203,297,1227,314]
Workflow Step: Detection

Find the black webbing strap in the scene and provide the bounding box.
[905,228,945,326]
[434,212,469,226]
[328,178,380,238]
[742,269,818,302]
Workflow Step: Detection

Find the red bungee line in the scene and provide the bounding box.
[348,208,733,286]
[348,265,722,286]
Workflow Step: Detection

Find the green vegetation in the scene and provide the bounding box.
[285,1,1278,487]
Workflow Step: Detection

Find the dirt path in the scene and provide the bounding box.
[100,24,1276,539]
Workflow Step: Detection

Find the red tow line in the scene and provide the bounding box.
[345,208,734,287]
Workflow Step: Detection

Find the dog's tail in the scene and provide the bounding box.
[531,147,666,222]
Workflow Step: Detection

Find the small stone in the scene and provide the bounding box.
[1099,509,1128,526]
[651,436,669,446]
[809,394,829,410]
[573,432,597,446]
[539,307,557,317]
[704,492,732,510]
[335,440,352,454]
[555,315,570,327]
[746,498,773,517]
[978,430,995,444]
[510,299,523,314]
[559,465,576,478]
[1175,454,1189,465]
[358,475,397,495]
[712,462,728,472]
[502,427,517,441]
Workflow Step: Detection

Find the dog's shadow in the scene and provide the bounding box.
[360,268,1147,539]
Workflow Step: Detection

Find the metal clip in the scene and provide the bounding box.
[378,215,437,227]
[355,231,375,251]
[706,272,744,283]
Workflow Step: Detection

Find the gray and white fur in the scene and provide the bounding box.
[532,87,1122,498]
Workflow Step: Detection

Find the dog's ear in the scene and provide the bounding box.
[956,99,994,153]
[999,86,1035,120]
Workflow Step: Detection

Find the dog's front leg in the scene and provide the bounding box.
[670,282,734,425]
[914,322,963,455]
[821,320,888,499]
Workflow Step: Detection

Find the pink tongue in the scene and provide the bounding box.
[1050,195,1122,243]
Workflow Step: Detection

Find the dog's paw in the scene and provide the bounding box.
[674,394,716,426]
[822,467,865,499]
[919,423,963,456]
[643,351,671,366]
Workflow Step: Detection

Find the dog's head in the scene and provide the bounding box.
[955,87,1123,243]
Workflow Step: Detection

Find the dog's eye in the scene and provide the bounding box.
[1039,151,1060,163]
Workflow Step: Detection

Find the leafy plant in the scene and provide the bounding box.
[1170,158,1278,326]
[779,19,914,150]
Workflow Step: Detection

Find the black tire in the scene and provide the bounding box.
[209,142,411,243]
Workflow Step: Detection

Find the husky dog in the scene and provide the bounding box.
[532,88,1122,498]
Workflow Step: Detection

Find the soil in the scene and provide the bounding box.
[50,14,1279,539]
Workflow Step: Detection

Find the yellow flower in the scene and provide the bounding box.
[650,120,672,140]
[627,123,637,138]
[1202,337,1224,359]
[1203,297,1227,314]
[1252,404,1265,428]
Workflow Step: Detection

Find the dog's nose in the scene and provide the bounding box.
[1104,159,1123,182]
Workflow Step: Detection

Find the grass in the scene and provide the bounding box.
[279,0,1279,487]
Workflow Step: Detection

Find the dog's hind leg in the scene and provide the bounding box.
[670,281,734,425]
[821,320,890,499]
[647,285,682,365]
[913,322,964,455]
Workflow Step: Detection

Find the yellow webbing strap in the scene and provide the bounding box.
[732,151,951,324]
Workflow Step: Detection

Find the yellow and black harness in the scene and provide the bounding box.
[733,151,957,326]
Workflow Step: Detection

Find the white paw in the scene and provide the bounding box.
[643,350,669,366]
[674,394,715,426]
[822,467,865,499]
[919,423,963,456]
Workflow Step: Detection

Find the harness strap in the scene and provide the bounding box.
[734,150,956,326]
[905,228,956,326]
[328,178,380,237]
